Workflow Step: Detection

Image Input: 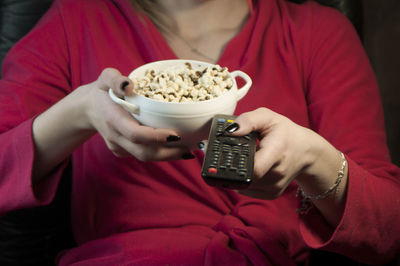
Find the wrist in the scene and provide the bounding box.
[71,84,98,132]
[296,152,347,213]
[295,131,343,192]
[294,133,348,220]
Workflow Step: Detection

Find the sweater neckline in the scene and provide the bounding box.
[112,0,260,69]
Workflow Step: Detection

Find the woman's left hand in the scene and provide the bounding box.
[226,107,344,202]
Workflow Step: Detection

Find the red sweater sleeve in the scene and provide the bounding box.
[298,3,400,264]
[0,2,71,215]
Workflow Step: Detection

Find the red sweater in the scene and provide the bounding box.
[0,0,399,265]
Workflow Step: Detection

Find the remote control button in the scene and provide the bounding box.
[222,137,244,145]
[238,172,247,177]
[208,167,217,174]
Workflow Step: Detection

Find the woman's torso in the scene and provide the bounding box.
[61,0,314,263]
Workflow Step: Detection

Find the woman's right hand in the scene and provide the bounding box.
[33,68,193,183]
[83,68,192,161]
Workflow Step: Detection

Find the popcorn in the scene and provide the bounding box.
[132,62,233,102]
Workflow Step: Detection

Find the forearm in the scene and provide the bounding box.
[32,86,95,184]
[299,155,400,264]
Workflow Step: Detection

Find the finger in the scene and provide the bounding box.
[114,117,182,145]
[243,169,296,200]
[241,167,289,200]
[97,68,133,97]
[226,108,277,136]
[103,126,184,160]
[104,139,132,158]
[101,96,182,146]
[224,108,283,179]
[110,147,132,158]
[251,136,283,179]
[197,140,208,154]
[117,136,192,161]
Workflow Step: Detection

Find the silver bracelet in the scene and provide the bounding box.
[296,152,347,214]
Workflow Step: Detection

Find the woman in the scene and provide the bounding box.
[0,0,399,265]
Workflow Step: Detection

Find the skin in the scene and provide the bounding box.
[228,109,348,226]
[32,0,348,229]
[155,0,250,63]
[158,0,349,226]
[32,69,191,183]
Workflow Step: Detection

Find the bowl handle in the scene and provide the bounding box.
[231,70,252,101]
[108,89,140,115]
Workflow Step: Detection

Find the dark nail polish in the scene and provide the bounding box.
[197,141,205,150]
[182,152,195,160]
[121,81,130,91]
[225,123,239,133]
[166,135,181,142]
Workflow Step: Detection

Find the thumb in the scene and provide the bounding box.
[96,68,133,98]
[226,108,277,137]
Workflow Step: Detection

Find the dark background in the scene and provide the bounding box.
[363,0,400,166]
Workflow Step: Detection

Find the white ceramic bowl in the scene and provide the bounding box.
[109,59,252,147]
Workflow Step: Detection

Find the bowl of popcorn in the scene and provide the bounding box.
[109,59,252,147]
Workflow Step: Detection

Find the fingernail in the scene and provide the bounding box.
[182,152,195,160]
[121,81,130,91]
[225,123,239,133]
[166,135,181,142]
[197,141,205,150]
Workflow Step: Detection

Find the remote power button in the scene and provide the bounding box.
[208,167,217,174]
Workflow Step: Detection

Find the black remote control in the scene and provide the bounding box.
[201,114,257,189]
